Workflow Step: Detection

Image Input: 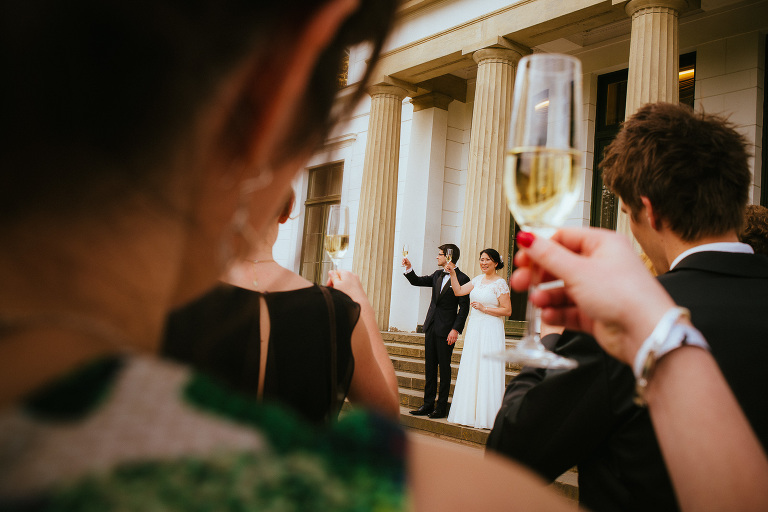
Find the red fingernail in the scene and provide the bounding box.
[517,231,535,248]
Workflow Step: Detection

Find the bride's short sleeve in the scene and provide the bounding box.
[492,278,510,298]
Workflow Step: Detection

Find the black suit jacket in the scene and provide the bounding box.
[487,251,768,512]
[405,268,470,338]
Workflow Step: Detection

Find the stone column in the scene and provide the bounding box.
[616,0,687,243]
[459,48,523,279]
[352,84,407,330]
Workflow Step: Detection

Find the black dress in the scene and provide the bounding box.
[162,284,358,423]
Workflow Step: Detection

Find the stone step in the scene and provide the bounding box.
[386,341,465,364]
[384,331,523,349]
[384,321,527,340]
[397,369,456,395]
[399,404,487,446]
[382,332,425,345]
[398,386,439,408]
[385,343,522,378]
[390,354,460,379]
[396,368,518,394]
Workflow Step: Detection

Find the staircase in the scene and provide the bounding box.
[383,330,579,501]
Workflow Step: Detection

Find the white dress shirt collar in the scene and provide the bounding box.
[669,242,754,270]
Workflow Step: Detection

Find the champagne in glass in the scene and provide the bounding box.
[445,248,453,264]
[504,147,583,238]
[325,205,349,270]
[402,244,409,258]
[490,53,585,370]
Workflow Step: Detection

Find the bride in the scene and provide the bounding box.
[445,249,512,429]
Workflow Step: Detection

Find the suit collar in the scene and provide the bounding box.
[667,251,768,279]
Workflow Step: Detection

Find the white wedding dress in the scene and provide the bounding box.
[447,275,509,429]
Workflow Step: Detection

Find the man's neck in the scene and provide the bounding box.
[665,231,740,270]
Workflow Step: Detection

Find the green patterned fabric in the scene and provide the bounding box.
[0,355,408,512]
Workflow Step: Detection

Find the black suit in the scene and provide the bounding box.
[487,251,768,512]
[406,267,470,410]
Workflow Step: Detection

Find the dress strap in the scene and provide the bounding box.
[319,286,341,421]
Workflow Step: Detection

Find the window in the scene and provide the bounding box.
[299,163,344,284]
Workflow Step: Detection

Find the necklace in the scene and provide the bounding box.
[251,259,276,288]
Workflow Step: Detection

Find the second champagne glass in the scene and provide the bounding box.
[325,205,349,270]
[445,248,453,265]
[491,53,585,369]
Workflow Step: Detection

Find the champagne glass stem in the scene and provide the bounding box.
[522,282,540,347]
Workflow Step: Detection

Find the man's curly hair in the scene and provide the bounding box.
[739,204,768,256]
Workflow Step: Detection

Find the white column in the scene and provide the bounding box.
[460,48,522,279]
[352,85,407,330]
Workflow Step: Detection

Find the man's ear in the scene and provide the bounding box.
[227,0,360,171]
[640,196,661,231]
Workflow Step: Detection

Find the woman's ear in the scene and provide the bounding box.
[233,0,360,171]
[277,194,295,224]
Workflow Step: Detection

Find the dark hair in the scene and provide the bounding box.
[479,248,504,270]
[739,204,768,256]
[439,244,460,264]
[601,103,751,242]
[0,0,396,220]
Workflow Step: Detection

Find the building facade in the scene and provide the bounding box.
[275,0,768,332]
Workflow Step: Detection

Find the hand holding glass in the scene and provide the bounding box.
[490,53,585,369]
[325,205,349,270]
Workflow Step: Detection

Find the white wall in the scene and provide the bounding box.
[695,31,765,203]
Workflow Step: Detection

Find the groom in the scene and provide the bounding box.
[403,244,470,418]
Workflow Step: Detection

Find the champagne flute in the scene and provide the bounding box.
[402,244,409,266]
[490,53,584,369]
[445,248,453,264]
[325,205,349,270]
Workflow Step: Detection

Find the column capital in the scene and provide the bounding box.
[367,84,408,100]
[626,0,688,16]
[472,47,525,67]
[411,92,453,112]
